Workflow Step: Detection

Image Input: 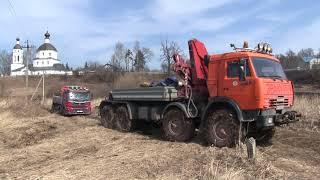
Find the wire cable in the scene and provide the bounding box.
[7,0,17,17]
[186,85,198,118]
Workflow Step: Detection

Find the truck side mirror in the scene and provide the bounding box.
[239,58,246,81]
[204,55,210,67]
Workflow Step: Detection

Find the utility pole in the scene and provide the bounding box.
[42,71,45,105]
[22,40,30,88]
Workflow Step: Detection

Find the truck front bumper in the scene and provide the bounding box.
[65,108,91,115]
[254,109,301,129]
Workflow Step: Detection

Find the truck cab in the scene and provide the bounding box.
[207,52,294,126]
[51,86,92,115]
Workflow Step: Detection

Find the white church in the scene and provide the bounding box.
[11,31,72,76]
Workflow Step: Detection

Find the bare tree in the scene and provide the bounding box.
[161,62,168,73]
[110,42,126,71]
[0,50,11,76]
[160,39,183,75]
[298,48,314,58]
[278,49,308,69]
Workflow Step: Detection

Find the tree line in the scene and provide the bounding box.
[277,48,320,69]
[82,41,154,73]
[81,39,184,75]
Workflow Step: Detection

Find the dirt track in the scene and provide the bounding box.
[1,104,320,179]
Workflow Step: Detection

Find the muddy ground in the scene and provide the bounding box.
[0,99,319,180]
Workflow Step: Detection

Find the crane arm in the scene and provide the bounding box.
[188,39,209,80]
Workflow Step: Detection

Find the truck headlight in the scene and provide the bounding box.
[268,117,273,124]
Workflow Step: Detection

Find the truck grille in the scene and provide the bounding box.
[73,102,86,107]
[269,96,289,109]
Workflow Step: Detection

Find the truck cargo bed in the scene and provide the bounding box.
[110,86,179,102]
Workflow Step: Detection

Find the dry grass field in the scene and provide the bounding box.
[0,74,320,179]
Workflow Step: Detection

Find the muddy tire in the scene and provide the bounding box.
[255,128,275,145]
[204,109,242,147]
[100,105,115,128]
[50,104,56,113]
[58,105,65,115]
[114,106,132,132]
[50,104,60,113]
[162,108,195,142]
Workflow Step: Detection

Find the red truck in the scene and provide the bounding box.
[51,86,92,115]
[99,39,300,147]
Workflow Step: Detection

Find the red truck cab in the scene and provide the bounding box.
[52,86,92,115]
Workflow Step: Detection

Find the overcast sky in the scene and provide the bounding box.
[1,0,320,69]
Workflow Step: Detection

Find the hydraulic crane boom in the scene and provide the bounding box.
[172,39,210,85]
[188,39,209,81]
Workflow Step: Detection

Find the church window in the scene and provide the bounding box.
[43,52,44,56]
[49,53,51,57]
[42,61,44,65]
[18,56,19,62]
[37,61,39,65]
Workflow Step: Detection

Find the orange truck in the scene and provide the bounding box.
[99,39,300,147]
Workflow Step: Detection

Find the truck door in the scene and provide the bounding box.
[219,59,255,109]
[63,91,68,106]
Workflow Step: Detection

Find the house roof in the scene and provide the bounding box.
[11,66,26,72]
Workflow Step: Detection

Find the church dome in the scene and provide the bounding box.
[37,31,57,52]
[37,43,57,52]
[13,38,22,49]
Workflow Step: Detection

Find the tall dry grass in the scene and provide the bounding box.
[0,97,50,118]
[200,147,278,180]
[294,95,320,130]
[113,72,166,89]
[0,72,166,100]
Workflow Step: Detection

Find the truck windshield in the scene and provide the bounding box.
[69,92,90,101]
[252,57,287,80]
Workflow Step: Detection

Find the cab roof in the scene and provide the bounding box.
[211,50,279,62]
[62,86,89,91]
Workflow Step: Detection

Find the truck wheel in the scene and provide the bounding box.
[50,104,56,113]
[162,108,195,142]
[58,105,64,115]
[114,106,132,132]
[205,109,242,147]
[255,128,275,145]
[100,105,115,128]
